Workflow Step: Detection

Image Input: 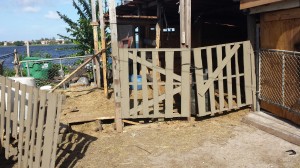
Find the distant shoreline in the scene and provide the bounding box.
[0,44,75,48]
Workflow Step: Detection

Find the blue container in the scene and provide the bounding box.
[129,75,142,90]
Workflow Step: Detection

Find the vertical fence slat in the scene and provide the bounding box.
[181,50,191,117]
[121,49,130,118]
[23,86,34,167]
[132,50,138,118]
[217,46,225,112]
[34,90,47,168]
[12,81,20,138]
[243,42,252,105]
[29,88,39,168]
[50,95,63,168]
[18,84,27,168]
[235,51,242,107]
[0,77,6,149]
[141,51,149,117]
[152,51,160,117]
[207,48,216,114]
[194,49,206,116]
[41,93,57,168]
[226,45,233,109]
[165,51,174,118]
[250,43,257,110]
[5,78,12,159]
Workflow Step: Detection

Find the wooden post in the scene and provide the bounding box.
[180,0,186,48]
[91,0,102,88]
[26,41,30,57]
[180,0,191,48]
[99,0,108,98]
[13,49,20,77]
[109,0,123,132]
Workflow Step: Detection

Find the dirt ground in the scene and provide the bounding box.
[54,108,300,168]
[1,88,299,168]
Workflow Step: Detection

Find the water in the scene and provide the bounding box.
[0,45,79,68]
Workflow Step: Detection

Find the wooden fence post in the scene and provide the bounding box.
[91,0,102,88]
[99,0,108,98]
[109,0,123,132]
[13,49,20,77]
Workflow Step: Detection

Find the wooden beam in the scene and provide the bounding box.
[240,0,285,10]
[99,0,108,98]
[250,0,300,14]
[261,7,300,21]
[49,50,104,93]
[91,0,102,88]
[180,0,186,47]
[185,0,191,48]
[109,0,123,133]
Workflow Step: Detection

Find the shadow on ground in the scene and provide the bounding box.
[56,128,97,168]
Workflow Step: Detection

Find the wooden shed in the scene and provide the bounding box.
[240,0,300,124]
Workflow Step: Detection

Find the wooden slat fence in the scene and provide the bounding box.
[119,48,191,119]
[119,41,256,119]
[193,41,256,116]
[0,76,62,168]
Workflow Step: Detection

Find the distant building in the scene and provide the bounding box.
[56,39,65,44]
[41,40,49,45]
[4,42,7,46]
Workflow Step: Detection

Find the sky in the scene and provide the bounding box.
[0,0,79,41]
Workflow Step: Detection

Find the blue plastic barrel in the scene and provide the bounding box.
[129,75,142,90]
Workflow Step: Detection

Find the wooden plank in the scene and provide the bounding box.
[120,48,130,117]
[180,0,186,46]
[235,50,242,107]
[29,88,39,167]
[23,86,34,167]
[240,0,284,10]
[207,48,216,115]
[243,42,253,105]
[181,50,191,117]
[165,51,174,118]
[91,0,101,88]
[185,0,191,48]
[261,7,300,21]
[17,84,27,168]
[194,49,206,116]
[250,0,300,14]
[152,51,160,117]
[0,77,5,148]
[5,78,12,159]
[109,0,123,132]
[132,50,138,118]
[34,90,47,168]
[99,0,108,97]
[12,81,20,138]
[217,46,225,112]
[199,44,240,96]
[250,43,257,111]
[141,51,149,117]
[226,45,233,109]
[128,53,182,82]
[128,86,182,117]
[50,94,63,168]
[41,93,58,168]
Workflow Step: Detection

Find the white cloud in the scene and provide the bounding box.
[45,11,60,19]
[22,6,40,12]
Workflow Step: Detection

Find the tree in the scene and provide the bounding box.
[13,41,25,46]
[57,0,96,55]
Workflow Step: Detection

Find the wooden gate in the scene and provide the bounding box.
[119,48,191,119]
[193,41,256,117]
[119,41,256,119]
[0,77,63,168]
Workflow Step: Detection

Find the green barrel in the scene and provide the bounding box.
[22,57,52,80]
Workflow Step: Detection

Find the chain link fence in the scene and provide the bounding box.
[259,49,300,115]
[19,55,96,87]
